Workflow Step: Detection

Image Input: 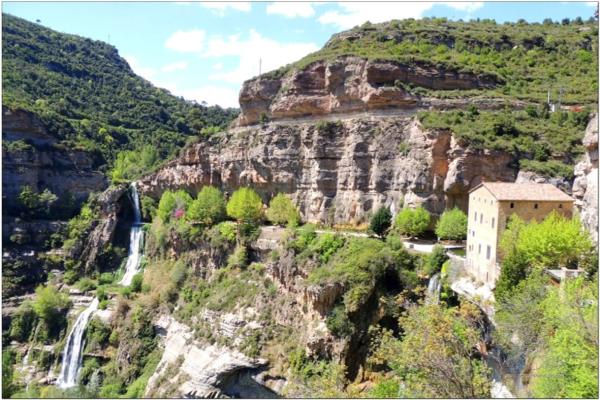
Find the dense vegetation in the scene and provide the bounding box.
[2,14,238,176]
[275,17,598,105]
[418,107,591,179]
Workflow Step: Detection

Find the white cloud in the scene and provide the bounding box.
[124,55,157,81]
[212,62,224,70]
[266,2,315,18]
[444,2,483,13]
[203,29,319,84]
[165,29,206,53]
[161,61,189,72]
[318,2,484,29]
[200,1,251,16]
[178,85,240,108]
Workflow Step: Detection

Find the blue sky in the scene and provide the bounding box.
[3,1,598,108]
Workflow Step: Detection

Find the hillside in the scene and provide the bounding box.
[272,17,599,105]
[2,14,238,170]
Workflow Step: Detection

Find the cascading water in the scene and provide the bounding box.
[56,183,144,388]
[120,182,144,285]
[56,298,99,388]
[425,273,442,304]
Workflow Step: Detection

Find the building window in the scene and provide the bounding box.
[486,245,491,260]
[480,213,483,223]
[534,203,538,209]
[559,204,563,209]
[510,202,514,208]
[472,229,475,237]
[491,218,495,228]
[474,211,477,221]
[478,244,481,254]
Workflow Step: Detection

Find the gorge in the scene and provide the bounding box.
[2,12,598,400]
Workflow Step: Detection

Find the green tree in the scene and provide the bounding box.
[435,208,467,240]
[32,285,70,337]
[186,186,226,226]
[157,190,192,223]
[371,303,491,398]
[369,207,392,237]
[140,195,157,221]
[226,187,263,224]
[531,276,598,398]
[494,251,529,301]
[395,207,431,238]
[265,193,300,227]
[424,245,448,276]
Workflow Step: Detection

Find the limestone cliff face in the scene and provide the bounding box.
[2,107,107,211]
[236,57,500,126]
[139,115,517,224]
[573,113,598,244]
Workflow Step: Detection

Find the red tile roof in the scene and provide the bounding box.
[470,182,573,202]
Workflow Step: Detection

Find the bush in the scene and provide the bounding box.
[266,193,301,227]
[435,208,467,241]
[227,246,248,269]
[310,233,345,263]
[395,207,431,238]
[186,186,226,227]
[130,273,143,293]
[140,196,157,221]
[369,207,392,237]
[99,272,115,285]
[32,285,70,324]
[326,304,354,338]
[9,301,37,342]
[424,245,448,276]
[76,277,97,292]
[226,187,263,224]
[217,221,237,242]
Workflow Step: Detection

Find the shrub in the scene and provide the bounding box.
[310,233,345,263]
[76,277,97,292]
[290,224,317,252]
[424,245,448,276]
[140,196,157,221]
[226,187,263,224]
[266,193,300,227]
[326,304,354,338]
[369,207,392,237]
[130,273,143,293]
[32,285,70,323]
[99,272,115,285]
[227,246,248,269]
[9,301,37,342]
[186,186,226,226]
[495,251,529,301]
[170,261,187,286]
[435,208,467,241]
[217,221,237,242]
[395,207,431,238]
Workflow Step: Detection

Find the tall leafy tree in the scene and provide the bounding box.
[369,207,392,237]
[226,187,263,224]
[394,207,430,238]
[186,186,226,227]
[266,193,300,227]
[435,208,467,240]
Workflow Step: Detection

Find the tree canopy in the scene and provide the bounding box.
[394,207,431,238]
[265,193,300,227]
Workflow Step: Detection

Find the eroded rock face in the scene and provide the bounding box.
[2,107,107,211]
[236,57,499,126]
[145,315,277,398]
[139,115,517,224]
[573,113,598,244]
[65,185,128,274]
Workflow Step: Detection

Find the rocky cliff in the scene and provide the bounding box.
[2,107,107,211]
[139,114,517,225]
[236,57,500,126]
[573,113,598,244]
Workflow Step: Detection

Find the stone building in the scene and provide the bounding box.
[465,182,574,287]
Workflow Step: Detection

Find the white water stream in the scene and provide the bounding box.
[56,183,144,388]
[425,273,442,304]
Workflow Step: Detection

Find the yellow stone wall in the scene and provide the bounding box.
[466,187,573,287]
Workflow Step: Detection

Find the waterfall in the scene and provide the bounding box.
[425,273,442,304]
[119,183,144,286]
[56,298,99,388]
[56,183,144,388]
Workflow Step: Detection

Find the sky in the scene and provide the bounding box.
[3,1,598,108]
